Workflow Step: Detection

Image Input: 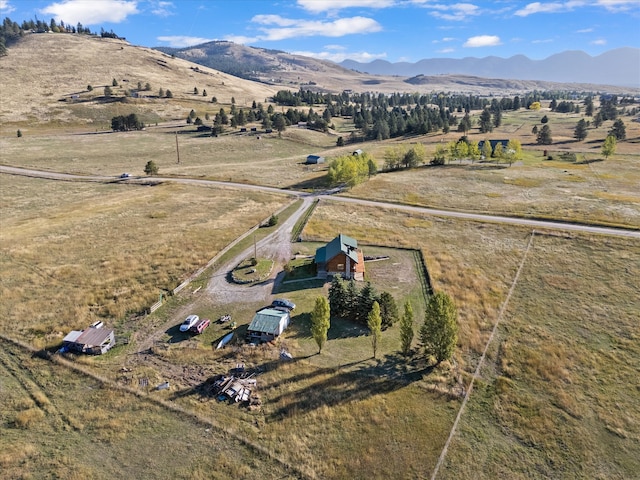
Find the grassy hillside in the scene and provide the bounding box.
[0,33,279,129]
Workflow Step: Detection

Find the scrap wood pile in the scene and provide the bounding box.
[203,365,262,407]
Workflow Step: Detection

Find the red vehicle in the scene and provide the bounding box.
[190,318,210,335]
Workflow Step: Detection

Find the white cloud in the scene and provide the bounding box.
[156,35,214,47]
[297,0,395,14]
[250,15,382,41]
[596,0,639,12]
[150,1,174,17]
[437,47,455,53]
[224,35,260,45]
[463,35,501,47]
[576,27,594,33]
[291,48,386,63]
[514,1,585,17]
[532,38,554,43]
[591,38,607,45]
[41,0,139,25]
[0,0,16,14]
[419,2,481,21]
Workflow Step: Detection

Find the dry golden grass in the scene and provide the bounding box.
[0,175,290,341]
[0,33,279,129]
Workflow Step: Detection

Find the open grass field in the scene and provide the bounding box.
[1,29,638,480]
[0,175,290,347]
[0,338,298,480]
[437,233,640,479]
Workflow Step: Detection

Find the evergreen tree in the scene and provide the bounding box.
[367,301,382,359]
[144,160,158,175]
[357,282,379,324]
[420,291,458,364]
[585,96,594,116]
[399,301,414,355]
[492,109,502,128]
[609,119,626,140]
[104,86,113,98]
[311,296,330,354]
[193,87,199,95]
[165,89,173,98]
[574,119,588,141]
[16,129,22,138]
[479,108,492,133]
[112,78,118,87]
[328,276,348,319]
[379,291,399,330]
[537,124,553,145]
[158,87,164,97]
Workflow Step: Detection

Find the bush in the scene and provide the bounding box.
[267,214,278,226]
[16,129,22,138]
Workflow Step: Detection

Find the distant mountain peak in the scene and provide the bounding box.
[340,48,640,87]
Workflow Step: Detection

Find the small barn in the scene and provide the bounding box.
[62,322,115,355]
[315,233,365,281]
[247,308,291,343]
[306,155,325,164]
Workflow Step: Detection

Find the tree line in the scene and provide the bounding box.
[1,16,122,56]
[311,276,458,364]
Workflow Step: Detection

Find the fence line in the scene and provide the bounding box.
[430,230,536,480]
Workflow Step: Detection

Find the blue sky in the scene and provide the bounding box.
[2,0,639,62]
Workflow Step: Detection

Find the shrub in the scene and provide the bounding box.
[267,214,278,226]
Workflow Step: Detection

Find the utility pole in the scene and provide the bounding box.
[175,131,180,164]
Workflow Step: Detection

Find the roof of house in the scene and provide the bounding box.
[315,233,359,264]
[63,326,113,346]
[248,308,289,335]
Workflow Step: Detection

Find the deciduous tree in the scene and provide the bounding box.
[420,291,458,364]
[367,301,382,359]
[602,135,616,159]
[399,301,414,355]
[311,296,330,354]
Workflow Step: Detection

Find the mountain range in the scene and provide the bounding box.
[340,48,640,87]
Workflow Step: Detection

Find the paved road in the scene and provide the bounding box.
[2,165,638,239]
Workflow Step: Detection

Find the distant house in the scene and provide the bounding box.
[306,155,325,164]
[315,233,365,281]
[478,139,509,155]
[62,322,115,355]
[247,308,291,343]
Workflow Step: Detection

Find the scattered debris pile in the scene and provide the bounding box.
[203,364,262,408]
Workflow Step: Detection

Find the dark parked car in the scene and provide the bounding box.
[271,298,296,311]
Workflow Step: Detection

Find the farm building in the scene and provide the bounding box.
[62,322,115,355]
[306,154,325,164]
[247,308,291,343]
[315,233,365,281]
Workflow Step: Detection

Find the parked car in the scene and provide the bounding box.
[190,318,210,335]
[271,298,296,311]
[120,172,130,178]
[179,314,199,332]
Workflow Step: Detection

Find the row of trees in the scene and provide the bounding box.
[111,114,144,131]
[311,285,458,364]
[327,277,398,328]
[327,151,377,188]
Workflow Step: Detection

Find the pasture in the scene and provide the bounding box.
[1,91,639,478]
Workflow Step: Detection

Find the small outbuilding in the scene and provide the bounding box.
[246,308,290,343]
[306,154,325,164]
[62,322,115,355]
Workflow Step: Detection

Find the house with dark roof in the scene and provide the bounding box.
[478,139,509,155]
[246,308,291,343]
[315,233,365,281]
[62,322,115,355]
